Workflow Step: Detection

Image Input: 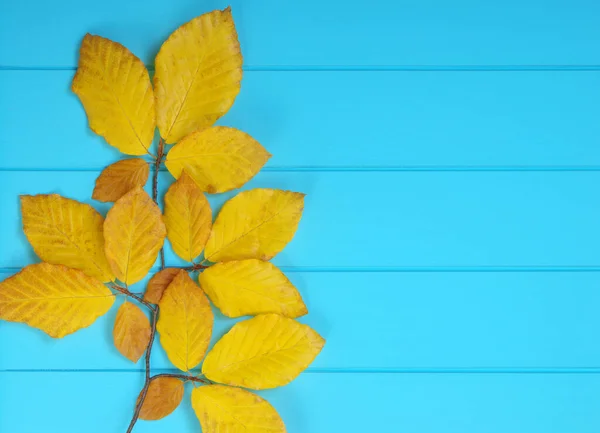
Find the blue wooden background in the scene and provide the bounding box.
[2,0,600,431]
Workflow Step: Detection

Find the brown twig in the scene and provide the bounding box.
[124,136,175,433]
[181,263,209,272]
[153,138,166,269]
[150,372,212,385]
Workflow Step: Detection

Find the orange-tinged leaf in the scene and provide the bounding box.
[157,270,213,372]
[144,267,180,304]
[165,127,270,193]
[72,34,155,155]
[0,263,114,338]
[200,260,307,318]
[21,194,114,282]
[104,187,166,285]
[92,159,150,202]
[205,189,305,262]
[192,385,285,433]
[202,314,324,389]
[138,377,184,421]
[113,301,151,363]
[164,172,212,261]
[154,8,242,143]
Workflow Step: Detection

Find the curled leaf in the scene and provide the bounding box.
[138,377,185,421]
[144,267,180,304]
[154,8,243,143]
[104,187,166,285]
[113,302,151,363]
[72,34,155,155]
[205,189,305,262]
[0,263,114,338]
[203,314,324,389]
[192,385,285,433]
[157,270,213,372]
[92,158,150,202]
[165,127,271,193]
[164,172,212,261]
[200,259,307,318]
[21,194,114,282]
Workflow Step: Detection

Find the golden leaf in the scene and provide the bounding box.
[202,314,324,389]
[138,377,185,421]
[21,194,114,282]
[113,301,150,363]
[72,34,155,155]
[0,263,114,338]
[205,189,305,262]
[104,187,166,285]
[144,267,180,304]
[154,8,242,143]
[157,270,213,372]
[164,172,212,261]
[92,159,150,202]
[165,127,271,193]
[200,260,307,318]
[192,385,285,433]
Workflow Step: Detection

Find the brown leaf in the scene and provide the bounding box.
[92,159,150,202]
[113,301,151,363]
[144,267,180,304]
[138,377,185,421]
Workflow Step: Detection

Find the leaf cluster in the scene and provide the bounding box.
[0,8,324,432]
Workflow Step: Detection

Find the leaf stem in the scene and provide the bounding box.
[181,263,209,272]
[125,137,170,433]
[153,138,166,270]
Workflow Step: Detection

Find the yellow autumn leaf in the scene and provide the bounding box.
[200,260,307,318]
[144,267,180,304]
[113,301,151,363]
[203,314,324,389]
[0,263,114,338]
[192,385,285,433]
[104,187,166,285]
[72,34,155,155]
[205,189,305,262]
[165,127,271,193]
[138,377,185,421]
[92,158,150,202]
[164,172,212,261]
[154,8,243,143]
[21,194,114,282]
[157,270,213,372]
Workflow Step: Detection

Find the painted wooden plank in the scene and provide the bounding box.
[2,0,600,67]
[1,371,598,433]
[1,171,600,269]
[1,271,600,370]
[3,70,600,169]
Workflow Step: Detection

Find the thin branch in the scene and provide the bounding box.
[125,137,169,433]
[150,372,212,385]
[181,263,209,272]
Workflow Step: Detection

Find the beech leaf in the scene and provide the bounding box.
[92,158,150,202]
[113,301,151,363]
[104,187,166,285]
[138,377,185,421]
[157,270,213,372]
[205,189,305,262]
[21,194,114,282]
[72,34,155,155]
[164,172,212,262]
[0,263,114,338]
[202,314,324,389]
[154,8,243,143]
[192,385,285,433]
[144,267,180,304]
[165,127,271,193]
[199,259,307,318]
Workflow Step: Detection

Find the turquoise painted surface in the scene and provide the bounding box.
[1,0,600,432]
